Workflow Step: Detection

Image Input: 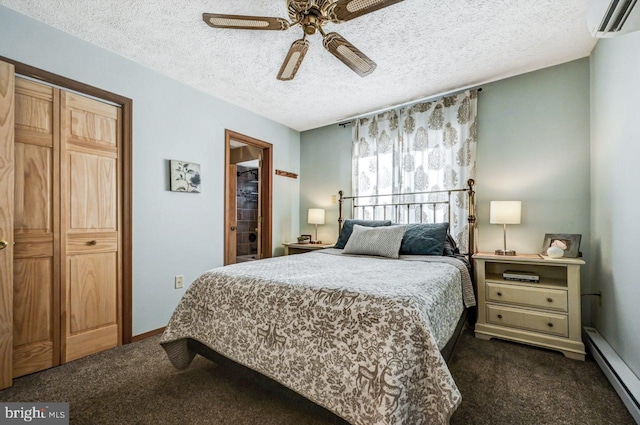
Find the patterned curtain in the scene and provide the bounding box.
[351,90,478,251]
[352,110,401,221]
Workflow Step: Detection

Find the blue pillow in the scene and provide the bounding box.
[334,219,392,249]
[399,222,449,256]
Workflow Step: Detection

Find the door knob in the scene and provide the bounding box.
[0,240,8,250]
[230,227,237,231]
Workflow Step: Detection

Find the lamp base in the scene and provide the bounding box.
[495,249,516,256]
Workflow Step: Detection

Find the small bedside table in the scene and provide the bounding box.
[473,253,586,360]
[283,242,334,255]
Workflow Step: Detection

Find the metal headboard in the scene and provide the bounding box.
[338,179,477,259]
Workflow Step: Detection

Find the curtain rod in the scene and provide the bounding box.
[338,86,482,128]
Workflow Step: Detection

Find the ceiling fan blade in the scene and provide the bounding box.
[203,13,290,30]
[323,32,377,77]
[277,39,310,81]
[327,0,405,23]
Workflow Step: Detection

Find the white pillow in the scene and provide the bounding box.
[342,224,406,259]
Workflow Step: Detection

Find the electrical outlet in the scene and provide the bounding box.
[331,195,337,204]
[175,275,184,289]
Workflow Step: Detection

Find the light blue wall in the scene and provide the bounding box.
[301,58,592,322]
[475,59,590,258]
[0,6,300,336]
[590,32,640,378]
[299,124,352,242]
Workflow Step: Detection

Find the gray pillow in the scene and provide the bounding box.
[343,224,406,259]
[443,233,460,256]
[399,222,449,256]
[334,219,392,249]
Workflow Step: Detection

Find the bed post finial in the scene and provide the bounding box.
[467,179,476,255]
[338,191,344,233]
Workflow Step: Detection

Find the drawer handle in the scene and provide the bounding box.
[497,314,503,319]
[497,292,502,296]
[87,240,97,246]
[547,323,553,328]
[547,298,553,303]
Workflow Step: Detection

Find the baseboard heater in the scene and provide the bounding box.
[583,327,640,423]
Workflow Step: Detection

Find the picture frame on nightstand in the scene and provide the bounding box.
[540,233,581,258]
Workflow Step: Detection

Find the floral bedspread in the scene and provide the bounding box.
[161,249,475,425]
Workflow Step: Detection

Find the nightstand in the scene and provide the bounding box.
[473,253,586,360]
[283,242,334,255]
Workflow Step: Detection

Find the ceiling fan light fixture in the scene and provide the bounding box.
[323,32,377,77]
[277,39,310,81]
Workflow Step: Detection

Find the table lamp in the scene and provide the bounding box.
[308,208,325,243]
[490,201,521,256]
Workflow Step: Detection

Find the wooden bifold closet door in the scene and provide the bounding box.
[12,75,60,377]
[60,91,121,363]
[0,61,122,384]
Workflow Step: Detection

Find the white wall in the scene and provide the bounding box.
[590,32,640,378]
[301,58,592,322]
[0,6,300,336]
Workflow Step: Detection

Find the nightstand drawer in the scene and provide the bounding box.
[486,282,568,312]
[486,304,568,337]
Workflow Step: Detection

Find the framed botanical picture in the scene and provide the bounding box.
[170,160,201,193]
[540,233,581,258]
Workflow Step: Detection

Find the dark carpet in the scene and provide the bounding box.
[0,328,635,424]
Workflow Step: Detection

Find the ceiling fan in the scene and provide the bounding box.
[203,0,405,81]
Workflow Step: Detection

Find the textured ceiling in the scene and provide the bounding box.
[0,0,597,131]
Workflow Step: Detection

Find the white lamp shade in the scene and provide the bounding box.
[308,208,325,225]
[490,201,522,224]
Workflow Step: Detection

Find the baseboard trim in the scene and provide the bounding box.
[583,326,640,423]
[131,327,166,343]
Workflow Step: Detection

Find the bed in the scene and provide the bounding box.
[161,180,477,425]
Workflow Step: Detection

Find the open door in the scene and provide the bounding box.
[224,130,272,265]
[225,162,237,264]
[256,159,262,261]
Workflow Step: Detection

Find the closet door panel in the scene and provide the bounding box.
[14,143,52,232]
[13,259,52,345]
[65,92,117,150]
[12,258,55,377]
[66,251,118,362]
[68,253,117,333]
[14,82,53,148]
[61,91,121,363]
[12,77,59,378]
[68,152,116,231]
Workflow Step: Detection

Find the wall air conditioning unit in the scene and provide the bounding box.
[588,0,640,37]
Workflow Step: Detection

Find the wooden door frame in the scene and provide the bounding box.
[0,56,134,345]
[225,130,273,265]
